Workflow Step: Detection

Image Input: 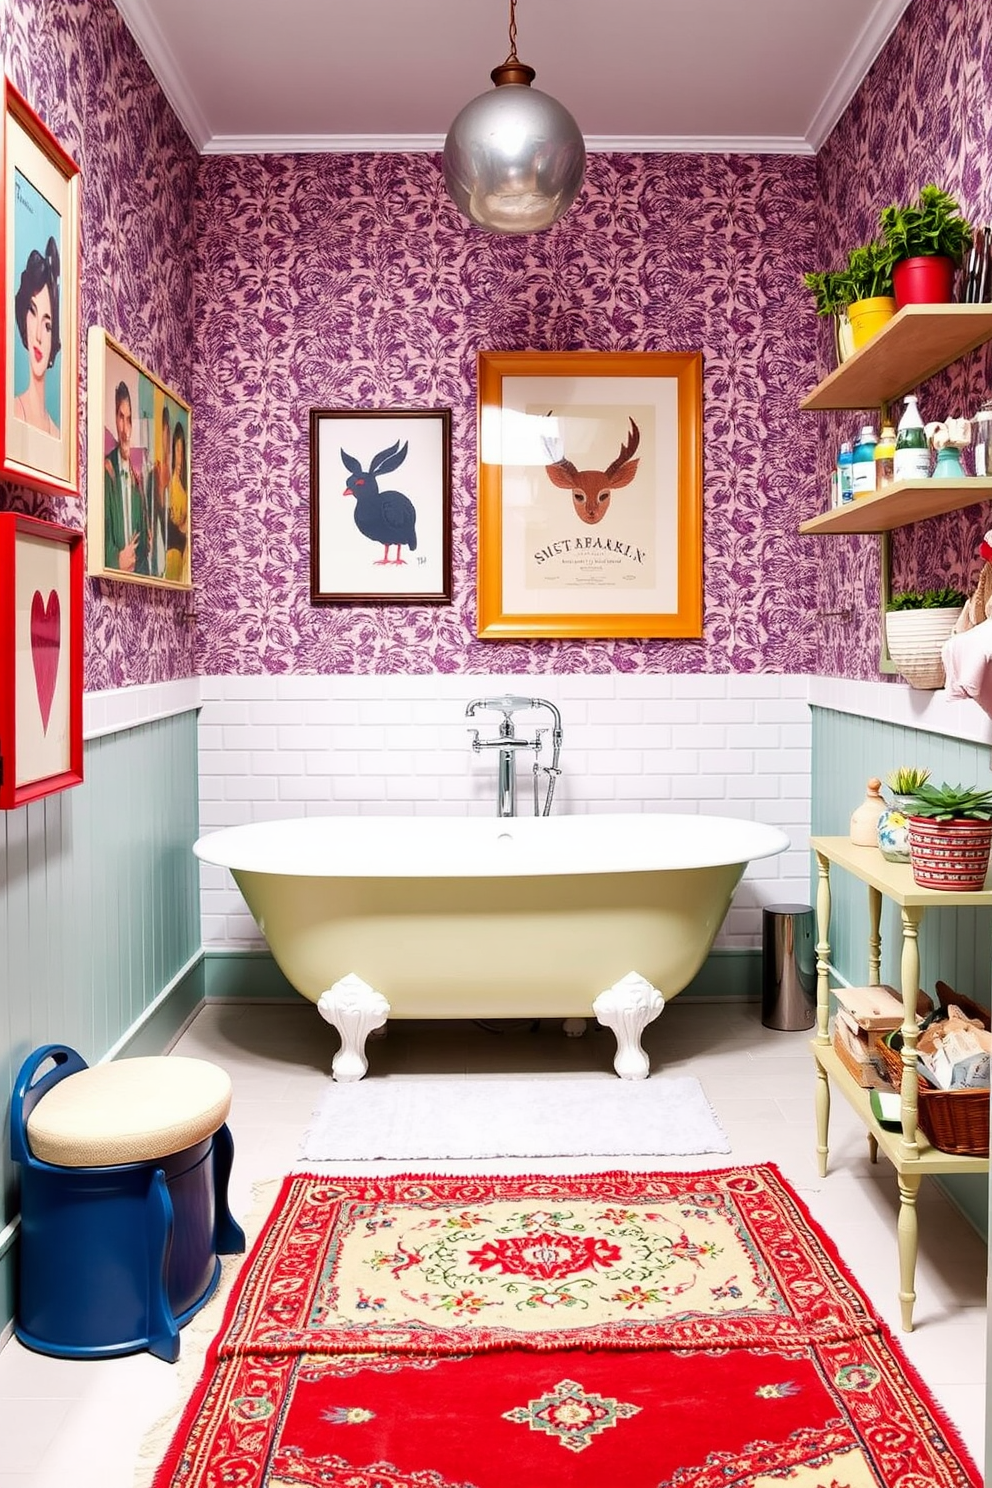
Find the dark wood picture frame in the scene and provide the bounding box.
[310,407,452,604]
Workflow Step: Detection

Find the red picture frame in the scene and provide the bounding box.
[0,512,83,808]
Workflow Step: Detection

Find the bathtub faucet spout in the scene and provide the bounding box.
[465,697,563,817]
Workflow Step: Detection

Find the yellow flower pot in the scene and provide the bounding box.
[847,295,897,349]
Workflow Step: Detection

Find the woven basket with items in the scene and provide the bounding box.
[877,982,990,1157]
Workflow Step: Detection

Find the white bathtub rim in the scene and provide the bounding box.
[193,812,790,879]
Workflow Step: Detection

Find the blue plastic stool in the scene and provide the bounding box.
[11,1045,245,1362]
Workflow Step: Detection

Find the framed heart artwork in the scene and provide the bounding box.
[0,513,83,808]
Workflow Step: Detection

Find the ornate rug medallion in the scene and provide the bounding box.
[502,1375,641,1451]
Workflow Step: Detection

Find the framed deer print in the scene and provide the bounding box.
[309,407,452,604]
[476,350,703,639]
[0,512,83,808]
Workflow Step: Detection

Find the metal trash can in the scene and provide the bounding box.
[761,903,815,1030]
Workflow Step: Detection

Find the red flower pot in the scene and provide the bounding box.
[907,816,992,891]
[892,255,957,308]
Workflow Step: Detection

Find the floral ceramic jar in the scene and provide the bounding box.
[877,793,917,862]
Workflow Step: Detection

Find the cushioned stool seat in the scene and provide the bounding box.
[11,1045,246,1363]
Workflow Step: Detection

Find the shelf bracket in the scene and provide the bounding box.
[879,532,896,674]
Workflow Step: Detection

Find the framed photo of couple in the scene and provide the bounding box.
[2,78,81,496]
[86,326,192,589]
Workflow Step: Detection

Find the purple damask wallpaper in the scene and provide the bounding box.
[813,0,992,678]
[3,0,198,690]
[4,0,992,685]
[192,150,821,675]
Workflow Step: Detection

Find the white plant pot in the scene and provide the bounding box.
[885,606,963,690]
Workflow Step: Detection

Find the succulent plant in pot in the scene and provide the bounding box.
[879,184,973,307]
[884,587,968,690]
[905,781,992,890]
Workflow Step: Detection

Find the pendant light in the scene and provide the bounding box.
[442,0,586,235]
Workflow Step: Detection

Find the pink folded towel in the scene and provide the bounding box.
[942,619,992,716]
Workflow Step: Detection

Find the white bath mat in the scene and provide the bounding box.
[299,1074,730,1162]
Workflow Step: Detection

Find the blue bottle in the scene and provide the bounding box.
[836,441,855,503]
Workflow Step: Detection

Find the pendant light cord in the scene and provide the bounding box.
[505,0,519,64]
[491,0,535,86]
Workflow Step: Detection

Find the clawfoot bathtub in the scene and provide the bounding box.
[194,813,788,1081]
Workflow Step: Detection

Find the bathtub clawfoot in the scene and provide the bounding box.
[593,971,664,1080]
[317,974,391,1082]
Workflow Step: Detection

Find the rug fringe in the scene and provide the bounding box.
[132,1177,281,1488]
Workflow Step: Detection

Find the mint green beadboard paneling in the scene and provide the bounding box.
[0,711,202,1335]
[811,706,991,1239]
[203,948,762,1005]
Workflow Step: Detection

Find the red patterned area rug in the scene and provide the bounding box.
[151,1166,981,1488]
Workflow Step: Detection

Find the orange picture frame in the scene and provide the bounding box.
[477,349,703,640]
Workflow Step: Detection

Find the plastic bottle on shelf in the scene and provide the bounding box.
[894,394,931,481]
[851,424,878,496]
[874,420,897,488]
[973,398,992,477]
[836,441,855,503]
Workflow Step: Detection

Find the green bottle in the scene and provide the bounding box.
[893,394,930,481]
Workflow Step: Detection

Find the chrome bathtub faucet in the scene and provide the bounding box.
[465,696,563,817]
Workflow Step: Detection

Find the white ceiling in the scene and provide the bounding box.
[113,0,912,156]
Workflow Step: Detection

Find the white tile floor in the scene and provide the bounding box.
[0,999,986,1486]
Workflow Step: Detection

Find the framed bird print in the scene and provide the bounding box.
[476,350,703,639]
[309,407,452,604]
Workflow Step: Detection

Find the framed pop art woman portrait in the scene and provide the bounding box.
[2,79,81,496]
[0,512,83,809]
[87,326,193,589]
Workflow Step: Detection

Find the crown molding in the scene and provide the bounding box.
[804,0,912,152]
[585,135,815,156]
[201,132,816,158]
[201,133,445,156]
[112,0,212,150]
[115,0,908,161]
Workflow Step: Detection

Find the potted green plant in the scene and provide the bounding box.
[838,241,897,347]
[879,184,973,307]
[803,241,896,356]
[802,269,855,364]
[884,587,967,689]
[877,767,931,862]
[905,781,992,890]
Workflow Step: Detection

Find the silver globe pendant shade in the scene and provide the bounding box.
[442,4,586,235]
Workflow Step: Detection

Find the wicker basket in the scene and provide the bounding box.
[876,984,990,1157]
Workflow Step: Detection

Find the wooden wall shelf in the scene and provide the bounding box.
[801,304,992,412]
[799,478,992,535]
